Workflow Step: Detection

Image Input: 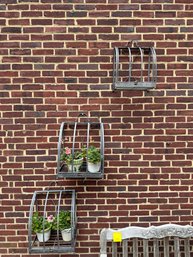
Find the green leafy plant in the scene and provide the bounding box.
[81,145,87,159]
[61,147,82,165]
[87,145,101,164]
[52,211,71,231]
[32,212,53,233]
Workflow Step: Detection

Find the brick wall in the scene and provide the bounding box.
[1,0,193,256]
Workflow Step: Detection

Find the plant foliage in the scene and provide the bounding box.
[32,212,52,233]
[52,211,71,231]
[87,145,101,164]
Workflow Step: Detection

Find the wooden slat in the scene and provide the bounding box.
[174,237,180,257]
[133,238,138,257]
[112,242,117,257]
[122,240,128,257]
[163,237,169,257]
[143,239,149,257]
[184,238,190,257]
[153,238,159,257]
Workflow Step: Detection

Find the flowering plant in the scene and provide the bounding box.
[32,212,54,233]
[61,147,83,165]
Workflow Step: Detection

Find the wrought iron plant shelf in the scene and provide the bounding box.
[28,189,76,254]
[57,114,104,179]
[113,41,157,91]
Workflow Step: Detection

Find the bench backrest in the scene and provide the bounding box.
[100,224,193,257]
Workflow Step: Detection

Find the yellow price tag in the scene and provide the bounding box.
[113,232,122,242]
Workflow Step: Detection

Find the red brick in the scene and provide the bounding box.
[21,11,42,17]
[31,19,52,25]
[0,11,19,18]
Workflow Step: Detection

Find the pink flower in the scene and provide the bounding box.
[65,147,71,155]
[47,215,54,223]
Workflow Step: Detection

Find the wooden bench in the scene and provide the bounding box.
[100,224,193,257]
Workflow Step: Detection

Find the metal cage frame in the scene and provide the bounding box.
[28,189,76,254]
[57,117,104,179]
[113,41,157,91]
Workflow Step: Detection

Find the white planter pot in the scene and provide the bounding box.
[61,228,72,242]
[36,228,51,242]
[87,161,101,173]
[67,158,83,172]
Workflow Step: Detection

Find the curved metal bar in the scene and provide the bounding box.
[86,122,90,174]
[115,47,119,83]
[148,48,151,82]
[148,47,157,85]
[100,122,104,174]
[128,47,132,83]
[57,122,65,174]
[113,48,117,89]
[72,122,77,155]
[43,191,50,247]
[138,47,143,83]
[56,190,63,248]
[151,47,157,83]
[28,191,37,253]
[71,190,76,243]
[113,47,119,90]
[72,122,78,172]
[149,47,154,82]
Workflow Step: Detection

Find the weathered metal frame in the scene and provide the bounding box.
[100,224,193,257]
[113,43,157,91]
[57,120,104,179]
[28,189,76,254]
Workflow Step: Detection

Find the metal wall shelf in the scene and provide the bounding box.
[57,118,104,179]
[113,41,157,91]
[28,189,76,254]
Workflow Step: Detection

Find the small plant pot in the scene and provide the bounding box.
[87,161,101,173]
[67,158,83,172]
[61,228,72,242]
[36,228,51,242]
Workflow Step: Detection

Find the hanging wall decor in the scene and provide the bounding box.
[57,114,104,179]
[113,41,157,91]
[28,189,76,254]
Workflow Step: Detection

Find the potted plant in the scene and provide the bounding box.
[53,210,72,242]
[87,145,101,173]
[32,212,54,242]
[61,147,83,172]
